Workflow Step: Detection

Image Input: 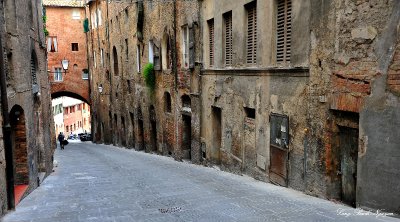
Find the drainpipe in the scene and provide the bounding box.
[0,25,15,209]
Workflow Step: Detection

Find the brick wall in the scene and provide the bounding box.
[388,42,400,95]
[46,6,89,103]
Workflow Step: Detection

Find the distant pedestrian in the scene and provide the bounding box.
[57,132,65,150]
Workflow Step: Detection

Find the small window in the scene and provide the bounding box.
[244,107,256,119]
[223,11,233,66]
[164,92,171,113]
[100,49,104,66]
[125,39,129,59]
[54,67,63,81]
[246,2,257,65]
[66,126,69,132]
[72,43,79,51]
[82,70,89,80]
[125,8,129,23]
[137,45,141,73]
[182,95,191,108]
[113,46,119,75]
[47,36,58,52]
[73,64,78,70]
[182,25,189,68]
[208,19,214,67]
[276,0,292,63]
[72,10,80,19]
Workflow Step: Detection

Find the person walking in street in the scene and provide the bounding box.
[57,132,65,150]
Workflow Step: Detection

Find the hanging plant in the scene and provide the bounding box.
[142,63,155,91]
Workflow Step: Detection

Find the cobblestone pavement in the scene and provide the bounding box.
[2,142,399,222]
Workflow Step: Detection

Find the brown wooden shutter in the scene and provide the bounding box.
[277,0,292,63]
[224,12,232,66]
[208,19,214,67]
[189,24,195,69]
[246,2,257,64]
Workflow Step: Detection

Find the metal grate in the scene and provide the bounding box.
[276,0,291,64]
[208,19,214,67]
[246,2,257,65]
[224,12,233,66]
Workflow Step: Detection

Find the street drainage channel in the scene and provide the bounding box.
[158,206,182,213]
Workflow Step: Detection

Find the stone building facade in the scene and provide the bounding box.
[0,0,55,216]
[87,0,400,214]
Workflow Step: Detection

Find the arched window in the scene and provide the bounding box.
[164,92,171,113]
[113,46,119,75]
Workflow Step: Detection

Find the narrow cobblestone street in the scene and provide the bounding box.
[2,142,398,222]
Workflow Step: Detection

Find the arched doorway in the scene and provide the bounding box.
[10,105,29,206]
[181,95,191,160]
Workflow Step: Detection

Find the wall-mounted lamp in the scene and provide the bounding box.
[98,84,103,94]
[61,59,69,73]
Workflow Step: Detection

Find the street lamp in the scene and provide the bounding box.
[61,59,69,73]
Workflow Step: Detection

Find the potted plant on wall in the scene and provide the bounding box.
[142,63,155,93]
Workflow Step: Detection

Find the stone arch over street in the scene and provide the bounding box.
[51,91,90,106]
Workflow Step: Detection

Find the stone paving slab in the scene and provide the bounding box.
[1,142,399,222]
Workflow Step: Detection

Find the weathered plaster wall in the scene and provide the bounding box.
[358,1,400,213]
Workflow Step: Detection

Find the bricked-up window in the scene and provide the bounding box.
[246,2,257,65]
[47,36,58,52]
[208,19,214,67]
[162,34,172,70]
[182,25,189,68]
[223,11,233,66]
[72,43,79,51]
[54,68,62,81]
[127,80,132,93]
[276,0,292,63]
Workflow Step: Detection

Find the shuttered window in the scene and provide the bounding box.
[208,19,214,67]
[224,11,232,66]
[47,36,57,52]
[246,2,257,65]
[276,0,292,63]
